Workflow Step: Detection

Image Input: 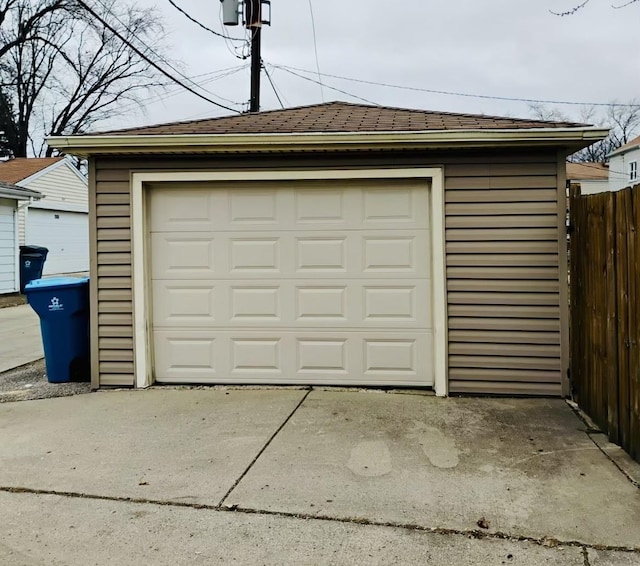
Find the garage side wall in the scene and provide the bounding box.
[92,150,564,394]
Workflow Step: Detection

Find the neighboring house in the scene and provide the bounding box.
[49,101,607,397]
[566,162,609,194]
[0,181,42,294]
[0,157,89,275]
[608,135,640,192]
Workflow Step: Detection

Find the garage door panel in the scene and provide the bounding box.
[152,282,217,326]
[27,209,88,274]
[154,332,218,381]
[151,233,217,279]
[154,330,433,386]
[153,231,429,280]
[151,182,433,387]
[152,280,431,329]
[362,186,428,227]
[149,189,217,232]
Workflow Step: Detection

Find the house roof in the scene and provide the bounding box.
[0,157,64,184]
[608,134,640,158]
[566,162,609,181]
[94,101,588,136]
[0,180,42,200]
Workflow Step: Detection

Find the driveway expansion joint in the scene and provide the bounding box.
[217,388,312,507]
[2,485,639,556]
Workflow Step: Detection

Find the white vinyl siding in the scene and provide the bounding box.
[17,161,88,246]
[0,199,17,294]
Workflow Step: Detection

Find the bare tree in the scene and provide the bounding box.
[551,0,639,16]
[530,101,640,162]
[0,0,170,157]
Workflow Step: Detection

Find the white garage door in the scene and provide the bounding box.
[27,209,89,275]
[150,180,433,387]
[0,199,16,294]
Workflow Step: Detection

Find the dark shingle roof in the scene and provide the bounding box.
[93,101,587,136]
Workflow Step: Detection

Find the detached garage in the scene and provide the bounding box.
[49,102,607,396]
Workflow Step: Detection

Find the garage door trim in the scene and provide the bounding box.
[130,168,447,395]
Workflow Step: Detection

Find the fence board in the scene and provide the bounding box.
[570,184,640,464]
[629,190,640,461]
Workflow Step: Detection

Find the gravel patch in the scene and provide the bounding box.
[0,359,91,403]
[0,293,26,309]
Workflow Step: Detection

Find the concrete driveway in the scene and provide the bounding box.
[0,388,639,565]
[0,304,42,373]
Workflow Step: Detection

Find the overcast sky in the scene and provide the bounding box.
[117,0,639,130]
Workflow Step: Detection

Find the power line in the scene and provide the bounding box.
[307,0,324,102]
[167,0,245,41]
[262,61,284,109]
[275,66,379,106]
[273,63,640,109]
[116,65,248,115]
[77,0,241,113]
[91,0,226,100]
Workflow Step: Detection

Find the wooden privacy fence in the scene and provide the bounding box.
[569,183,639,463]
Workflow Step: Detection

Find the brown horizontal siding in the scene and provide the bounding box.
[448,317,561,332]
[449,343,561,358]
[93,173,135,387]
[445,153,562,395]
[449,381,562,396]
[449,330,560,345]
[448,292,559,306]
[446,227,558,241]
[445,189,557,203]
[91,149,563,394]
[447,279,559,292]
[445,175,557,190]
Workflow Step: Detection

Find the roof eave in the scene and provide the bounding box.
[607,143,640,159]
[0,185,43,200]
[47,128,610,158]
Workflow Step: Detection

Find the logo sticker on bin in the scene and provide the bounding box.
[25,260,31,268]
[48,297,64,312]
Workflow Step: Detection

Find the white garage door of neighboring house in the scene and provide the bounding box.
[27,209,89,275]
[0,199,16,294]
[149,181,434,387]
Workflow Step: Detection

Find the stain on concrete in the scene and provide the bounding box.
[347,440,392,477]
[408,421,461,469]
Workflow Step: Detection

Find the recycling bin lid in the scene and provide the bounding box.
[25,276,89,291]
[20,245,49,253]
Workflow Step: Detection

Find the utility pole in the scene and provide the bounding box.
[246,0,261,112]
[220,0,270,113]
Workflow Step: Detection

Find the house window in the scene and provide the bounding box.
[631,161,638,181]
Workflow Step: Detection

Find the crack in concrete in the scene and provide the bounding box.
[217,387,311,507]
[2,484,639,556]
[582,546,591,566]
[565,400,640,489]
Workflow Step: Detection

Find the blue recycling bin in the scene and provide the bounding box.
[19,245,48,293]
[25,277,90,383]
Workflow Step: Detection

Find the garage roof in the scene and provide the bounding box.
[94,101,586,136]
[47,101,609,157]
